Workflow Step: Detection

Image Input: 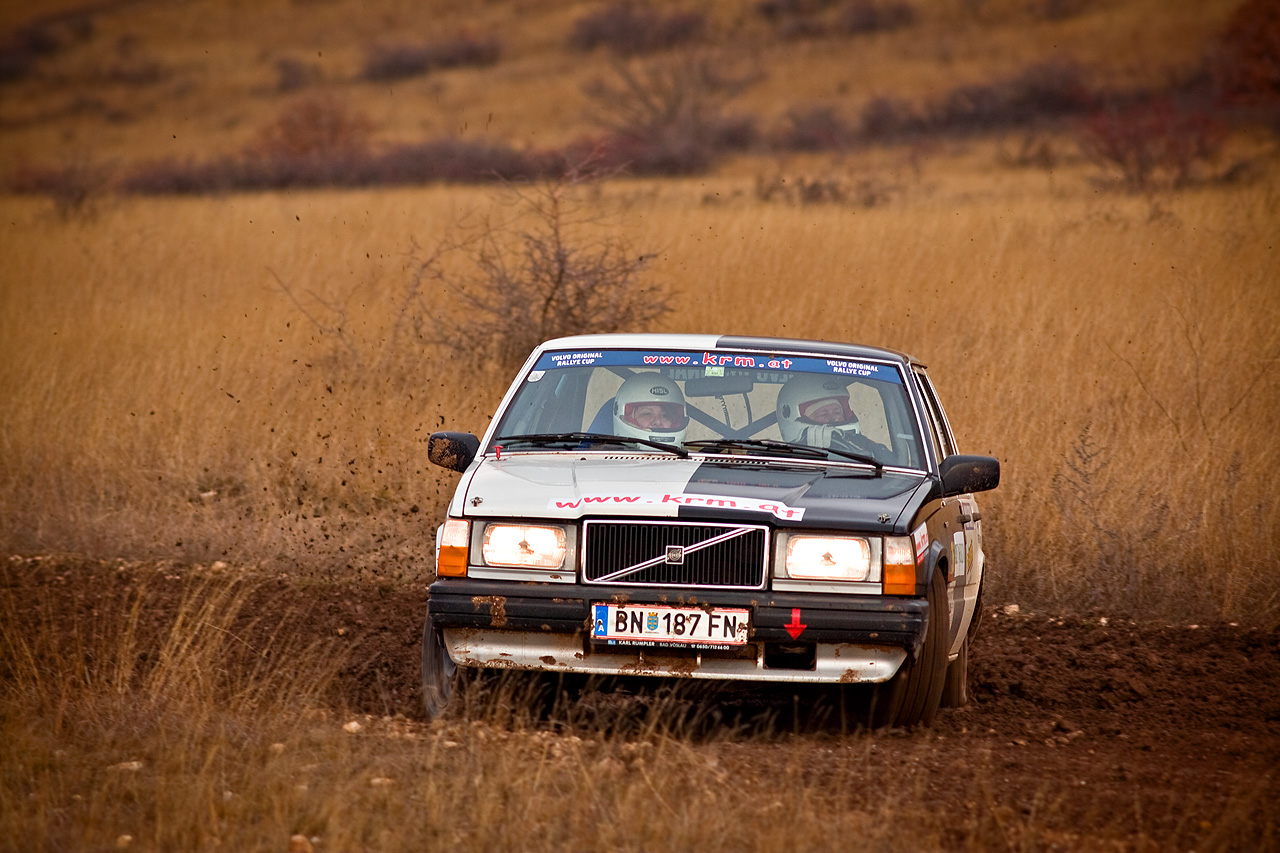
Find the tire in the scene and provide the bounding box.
[867,569,949,728]
[421,607,458,721]
[940,634,969,709]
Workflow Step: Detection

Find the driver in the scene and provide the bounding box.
[776,374,880,454]
[612,373,689,444]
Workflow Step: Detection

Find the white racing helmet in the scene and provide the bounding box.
[776,374,859,446]
[612,373,689,444]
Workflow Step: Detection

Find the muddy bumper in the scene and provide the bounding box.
[428,578,928,652]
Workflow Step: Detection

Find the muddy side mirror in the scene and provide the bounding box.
[939,454,1000,496]
[427,431,480,472]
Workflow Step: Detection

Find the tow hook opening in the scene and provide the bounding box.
[763,642,817,671]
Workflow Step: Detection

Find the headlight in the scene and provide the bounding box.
[785,535,872,581]
[481,524,567,569]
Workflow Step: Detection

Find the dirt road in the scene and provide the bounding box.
[9,556,1279,846]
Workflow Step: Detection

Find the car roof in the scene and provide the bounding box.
[537,333,924,369]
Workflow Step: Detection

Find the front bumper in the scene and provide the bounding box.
[428,578,928,684]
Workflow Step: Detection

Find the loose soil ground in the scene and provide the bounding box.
[7,555,1279,847]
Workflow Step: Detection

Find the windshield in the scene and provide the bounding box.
[489,348,927,469]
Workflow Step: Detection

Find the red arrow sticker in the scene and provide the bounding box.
[785,608,807,639]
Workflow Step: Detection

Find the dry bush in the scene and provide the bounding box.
[756,0,916,39]
[854,57,1093,143]
[249,96,372,162]
[756,0,839,20]
[423,165,671,375]
[371,137,549,184]
[836,0,917,35]
[755,170,897,206]
[120,99,548,193]
[360,33,502,82]
[582,54,761,175]
[7,152,113,219]
[1034,0,1096,21]
[928,56,1094,133]
[1078,97,1229,191]
[1209,0,1280,107]
[266,165,662,385]
[0,9,94,82]
[772,105,858,151]
[859,95,928,140]
[569,2,706,56]
[996,133,1059,170]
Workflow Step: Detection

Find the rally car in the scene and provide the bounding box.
[422,334,999,727]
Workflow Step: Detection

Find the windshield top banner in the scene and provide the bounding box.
[533,349,901,384]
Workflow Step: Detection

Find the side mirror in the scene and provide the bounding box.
[427,431,480,472]
[939,454,1000,496]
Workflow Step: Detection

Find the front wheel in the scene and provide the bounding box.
[421,608,458,720]
[866,569,948,728]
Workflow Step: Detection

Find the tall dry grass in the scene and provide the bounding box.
[4,558,1272,852]
[2,144,1277,623]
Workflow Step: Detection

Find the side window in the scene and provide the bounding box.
[912,370,955,464]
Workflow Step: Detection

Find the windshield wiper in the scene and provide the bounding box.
[684,438,883,474]
[495,432,689,458]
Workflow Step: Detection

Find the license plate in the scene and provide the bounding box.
[591,603,750,647]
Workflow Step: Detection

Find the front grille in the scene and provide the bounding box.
[582,520,769,589]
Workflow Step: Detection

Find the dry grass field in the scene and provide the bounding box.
[3,153,1276,621]
[2,0,1279,850]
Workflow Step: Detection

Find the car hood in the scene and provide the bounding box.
[455,454,929,531]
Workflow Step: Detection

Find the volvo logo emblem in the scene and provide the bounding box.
[664,545,685,565]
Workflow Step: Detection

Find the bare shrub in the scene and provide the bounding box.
[929,56,1093,132]
[836,0,916,35]
[772,105,857,151]
[582,54,761,174]
[755,170,897,206]
[0,11,93,82]
[121,135,550,194]
[361,33,501,82]
[859,95,927,139]
[7,154,112,219]
[248,96,372,161]
[756,0,837,20]
[569,2,706,56]
[759,0,909,39]
[996,133,1058,170]
[424,165,671,374]
[372,138,549,184]
[1078,97,1228,191]
[269,163,667,380]
[1034,0,1095,21]
[1208,0,1280,109]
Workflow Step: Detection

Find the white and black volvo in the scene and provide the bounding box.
[423,334,999,727]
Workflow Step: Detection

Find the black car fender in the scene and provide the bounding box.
[919,537,948,594]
